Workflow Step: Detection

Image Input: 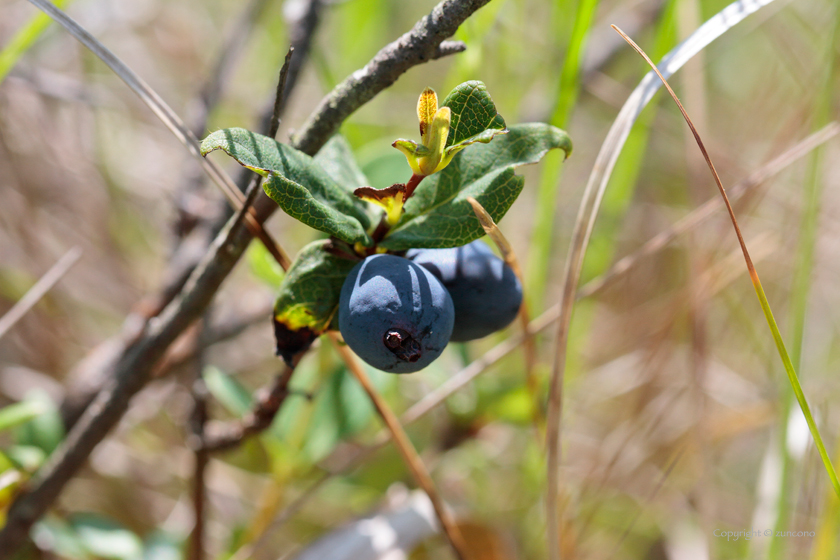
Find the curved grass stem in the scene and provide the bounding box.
[612,24,840,501]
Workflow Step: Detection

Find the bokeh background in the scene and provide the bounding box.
[2,0,840,558]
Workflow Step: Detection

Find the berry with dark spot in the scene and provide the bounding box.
[408,239,522,342]
[338,254,454,373]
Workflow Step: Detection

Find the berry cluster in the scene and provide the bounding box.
[201,81,570,369]
[338,239,522,373]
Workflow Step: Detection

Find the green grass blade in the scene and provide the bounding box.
[0,0,71,84]
[811,441,840,560]
[0,401,47,432]
[768,9,840,558]
[750,276,840,499]
[526,0,601,312]
[614,16,840,505]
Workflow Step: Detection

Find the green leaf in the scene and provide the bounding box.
[273,240,359,364]
[303,364,386,463]
[14,392,64,455]
[314,134,370,192]
[6,445,46,472]
[201,128,372,245]
[0,400,47,432]
[380,123,572,250]
[246,241,285,287]
[203,366,253,417]
[70,513,144,560]
[142,531,183,560]
[441,80,507,148]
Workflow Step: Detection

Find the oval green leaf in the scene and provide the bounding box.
[201,128,372,245]
[441,80,507,148]
[380,123,572,250]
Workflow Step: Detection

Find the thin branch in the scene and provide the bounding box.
[0,2,486,554]
[0,247,82,342]
[235,47,297,232]
[466,197,543,436]
[269,47,296,139]
[328,334,468,560]
[25,0,290,270]
[187,336,209,560]
[190,52,298,458]
[256,0,326,131]
[200,366,296,453]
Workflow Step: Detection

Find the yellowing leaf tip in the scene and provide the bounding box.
[417,87,438,138]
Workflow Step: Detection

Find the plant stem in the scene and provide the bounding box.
[612,23,840,501]
[329,334,469,560]
[403,173,425,200]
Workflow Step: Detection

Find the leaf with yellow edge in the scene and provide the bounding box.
[273,240,359,364]
[354,184,406,225]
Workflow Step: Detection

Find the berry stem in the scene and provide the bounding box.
[329,333,469,560]
[403,173,425,200]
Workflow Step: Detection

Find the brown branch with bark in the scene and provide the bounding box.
[0,0,487,556]
[199,366,297,453]
[59,0,323,432]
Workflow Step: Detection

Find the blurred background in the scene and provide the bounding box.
[1,0,840,558]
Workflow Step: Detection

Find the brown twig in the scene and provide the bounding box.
[24,0,290,271]
[200,366,296,453]
[466,197,543,437]
[257,0,326,133]
[195,46,298,456]
[328,333,468,560]
[269,47,296,140]
[0,2,485,553]
[0,247,82,342]
[188,326,209,560]
[234,46,297,232]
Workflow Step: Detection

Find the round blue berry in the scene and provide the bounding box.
[338,254,454,373]
[407,239,522,341]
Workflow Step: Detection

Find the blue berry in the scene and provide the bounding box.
[408,240,522,341]
[338,254,454,373]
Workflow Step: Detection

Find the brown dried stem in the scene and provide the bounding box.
[0,247,82,342]
[329,333,468,560]
[466,197,543,437]
[200,366,296,453]
[0,1,487,554]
